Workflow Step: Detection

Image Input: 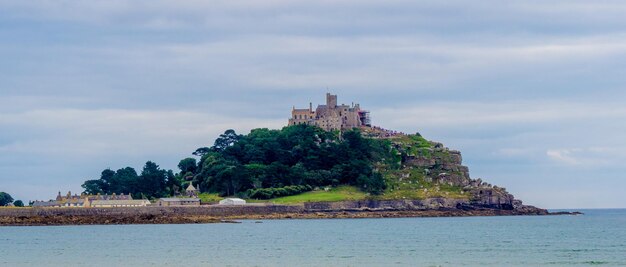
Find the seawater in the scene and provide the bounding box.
[1,209,625,266]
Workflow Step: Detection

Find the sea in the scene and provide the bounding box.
[1,209,624,266]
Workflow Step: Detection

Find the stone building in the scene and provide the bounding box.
[185,183,199,197]
[288,93,371,131]
[90,199,151,208]
[32,191,142,208]
[156,198,201,206]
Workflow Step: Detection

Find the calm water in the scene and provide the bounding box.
[1,209,625,266]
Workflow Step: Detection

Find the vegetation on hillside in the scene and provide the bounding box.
[187,125,388,197]
[79,124,470,202]
[269,186,367,204]
[374,134,470,200]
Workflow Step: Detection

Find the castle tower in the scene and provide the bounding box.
[326,93,337,109]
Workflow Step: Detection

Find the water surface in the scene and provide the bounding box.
[1,209,624,266]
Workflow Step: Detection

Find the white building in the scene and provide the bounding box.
[218,198,246,205]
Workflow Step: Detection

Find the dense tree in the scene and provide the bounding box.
[81,179,105,195]
[0,192,14,206]
[137,161,168,198]
[109,167,139,195]
[13,200,24,207]
[177,158,197,176]
[80,162,175,199]
[212,129,242,152]
[192,124,387,196]
[80,124,389,199]
[165,170,183,196]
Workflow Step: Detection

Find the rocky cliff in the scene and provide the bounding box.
[370,132,536,212]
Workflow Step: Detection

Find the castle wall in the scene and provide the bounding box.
[288,108,315,126]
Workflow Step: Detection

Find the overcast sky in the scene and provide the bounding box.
[1,1,625,208]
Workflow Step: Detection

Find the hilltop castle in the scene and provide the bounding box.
[289,93,371,131]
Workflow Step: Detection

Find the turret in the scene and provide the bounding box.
[326,93,337,108]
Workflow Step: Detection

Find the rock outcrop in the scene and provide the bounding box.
[389,136,538,212]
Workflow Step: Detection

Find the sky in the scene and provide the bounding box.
[1,0,625,208]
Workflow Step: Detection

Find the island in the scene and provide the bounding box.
[0,93,579,226]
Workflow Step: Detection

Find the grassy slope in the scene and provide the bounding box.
[198,193,223,203]
[268,186,367,204]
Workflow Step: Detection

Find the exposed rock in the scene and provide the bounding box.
[0,200,576,226]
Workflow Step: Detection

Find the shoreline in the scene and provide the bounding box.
[0,205,581,226]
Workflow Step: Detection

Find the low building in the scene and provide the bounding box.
[85,193,133,201]
[156,198,201,207]
[90,199,151,208]
[33,191,139,208]
[32,201,62,208]
[33,196,89,208]
[218,198,246,205]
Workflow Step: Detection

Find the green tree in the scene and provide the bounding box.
[81,179,105,195]
[177,158,198,175]
[166,170,183,196]
[192,147,211,157]
[110,167,139,195]
[97,169,115,193]
[0,192,14,206]
[13,200,24,207]
[86,124,391,199]
[212,129,242,152]
[189,124,390,196]
[244,163,267,189]
[137,161,168,199]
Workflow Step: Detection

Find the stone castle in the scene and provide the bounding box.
[289,93,371,131]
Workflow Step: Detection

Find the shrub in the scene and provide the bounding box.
[247,184,313,199]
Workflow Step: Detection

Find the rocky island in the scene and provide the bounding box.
[0,93,578,226]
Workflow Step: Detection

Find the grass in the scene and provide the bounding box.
[390,134,432,148]
[268,186,368,204]
[375,187,469,200]
[197,193,223,203]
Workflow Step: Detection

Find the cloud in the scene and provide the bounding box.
[0,108,285,201]
[546,149,582,165]
[0,108,284,159]
[2,0,626,207]
[375,100,626,129]
[545,147,626,167]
